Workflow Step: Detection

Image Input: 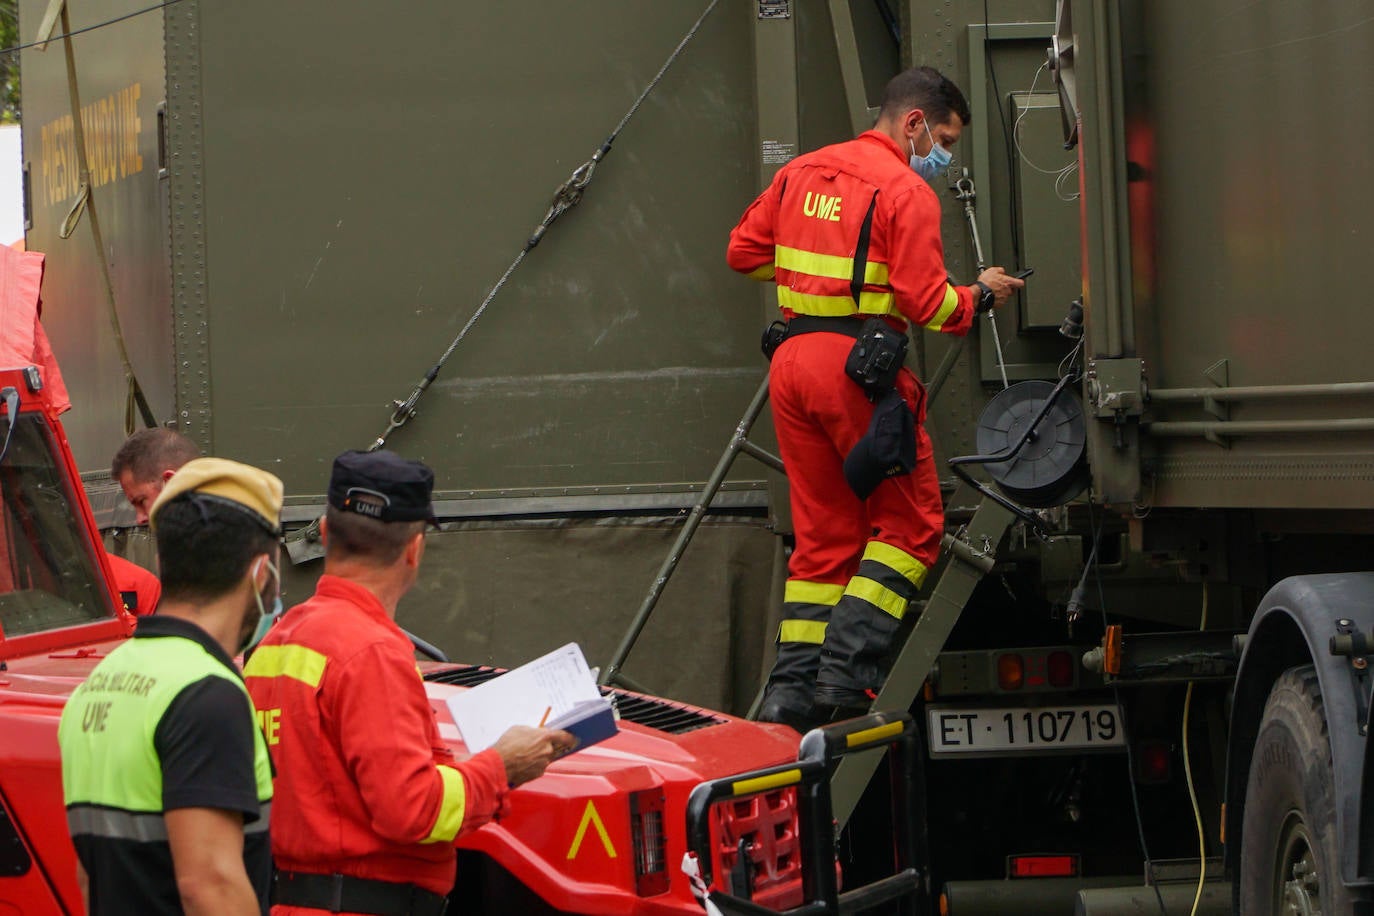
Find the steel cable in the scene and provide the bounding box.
[368,0,722,451]
[0,0,188,58]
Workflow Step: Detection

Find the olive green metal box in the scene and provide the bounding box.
[1009,91,1079,330]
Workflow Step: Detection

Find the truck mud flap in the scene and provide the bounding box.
[685,712,921,916]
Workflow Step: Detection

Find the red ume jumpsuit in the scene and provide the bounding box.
[728,129,977,720]
[245,575,508,914]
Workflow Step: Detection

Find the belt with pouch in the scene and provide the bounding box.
[762,315,909,397]
[273,871,448,916]
[761,315,868,360]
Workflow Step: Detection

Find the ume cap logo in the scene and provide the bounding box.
[343,487,389,519]
[327,449,439,526]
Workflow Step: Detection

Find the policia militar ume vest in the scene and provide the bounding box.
[58,457,285,915]
[59,622,274,912]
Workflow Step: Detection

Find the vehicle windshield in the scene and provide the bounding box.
[0,414,113,638]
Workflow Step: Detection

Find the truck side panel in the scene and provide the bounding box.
[18,0,172,471]
[1114,0,1374,510]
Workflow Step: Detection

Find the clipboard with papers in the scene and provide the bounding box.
[444,643,618,754]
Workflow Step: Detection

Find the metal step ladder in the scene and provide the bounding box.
[597,365,1022,830]
[829,498,1014,827]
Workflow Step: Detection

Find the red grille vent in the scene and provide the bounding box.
[711,787,803,910]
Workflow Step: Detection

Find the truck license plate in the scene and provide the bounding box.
[926,704,1126,756]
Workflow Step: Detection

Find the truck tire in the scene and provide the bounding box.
[1239,665,1353,914]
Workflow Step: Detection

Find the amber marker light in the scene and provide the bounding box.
[996,652,1025,690]
[1103,625,1123,676]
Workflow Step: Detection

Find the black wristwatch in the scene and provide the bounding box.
[974,280,996,314]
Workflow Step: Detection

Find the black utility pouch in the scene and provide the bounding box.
[844,317,908,395]
[760,319,788,361]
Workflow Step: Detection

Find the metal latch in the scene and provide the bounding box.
[1085,358,1146,418]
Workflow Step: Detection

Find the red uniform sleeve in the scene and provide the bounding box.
[325,644,507,845]
[726,170,784,281]
[883,185,974,336]
[105,552,161,616]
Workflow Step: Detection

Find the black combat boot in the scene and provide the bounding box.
[814,593,902,715]
[757,641,827,735]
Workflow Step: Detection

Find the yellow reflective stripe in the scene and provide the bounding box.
[747,263,776,281]
[844,576,910,620]
[922,283,961,330]
[777,287,856,316]
[775,246,889,285]
[733,769,801,796]
[845,721,904,748]
[783,580,845,606]
[242,644,328,689]
[777,286,895,317]
[862,541,930,589]
[778,619,827,645]
[856,291,897,314]
[422,765,467,844]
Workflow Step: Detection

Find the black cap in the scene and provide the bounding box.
[328,450,438,525]
[842,391,917,500]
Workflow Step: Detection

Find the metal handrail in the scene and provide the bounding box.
[1146,418,1374,437]
[685,713,921,916]
[1148,381,1374,403]
[600,376,780,688]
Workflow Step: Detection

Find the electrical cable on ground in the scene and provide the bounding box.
[0,0,187,58]
[1182,584,1210,916]
[368,0,722,452]
[1089,495,1168,916]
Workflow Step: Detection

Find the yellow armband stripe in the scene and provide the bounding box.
[422,765,467,844]
[922,284,961,331]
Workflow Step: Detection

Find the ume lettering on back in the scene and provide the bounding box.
[802,191,842,222]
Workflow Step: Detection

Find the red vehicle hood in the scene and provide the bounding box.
[1,643,801,915]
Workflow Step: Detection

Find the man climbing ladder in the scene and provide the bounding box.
[726,65,1022,733]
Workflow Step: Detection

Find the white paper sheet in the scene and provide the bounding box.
[444,643,602,753]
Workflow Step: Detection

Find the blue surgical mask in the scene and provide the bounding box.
[242,559,283,653]
[909,121,951,183]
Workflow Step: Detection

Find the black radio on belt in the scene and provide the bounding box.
[760,320,789,360]
[844,317,908,395]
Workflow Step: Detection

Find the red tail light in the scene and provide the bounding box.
[1047,650,1075,688]
[1008,854,1080,878]
[630,790,668,897]
[1135,741,1172,784]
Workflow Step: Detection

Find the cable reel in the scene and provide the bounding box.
[974,380,1089,509]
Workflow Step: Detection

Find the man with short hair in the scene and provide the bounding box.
[728,65,1025,731]
[59,458,283,915]
[111,428,202,526]
[105,427,202,615]
[246,449,574,915]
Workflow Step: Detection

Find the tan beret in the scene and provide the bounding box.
[149,457,284,534]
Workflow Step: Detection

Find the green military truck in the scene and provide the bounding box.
[15,0,1374,912]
